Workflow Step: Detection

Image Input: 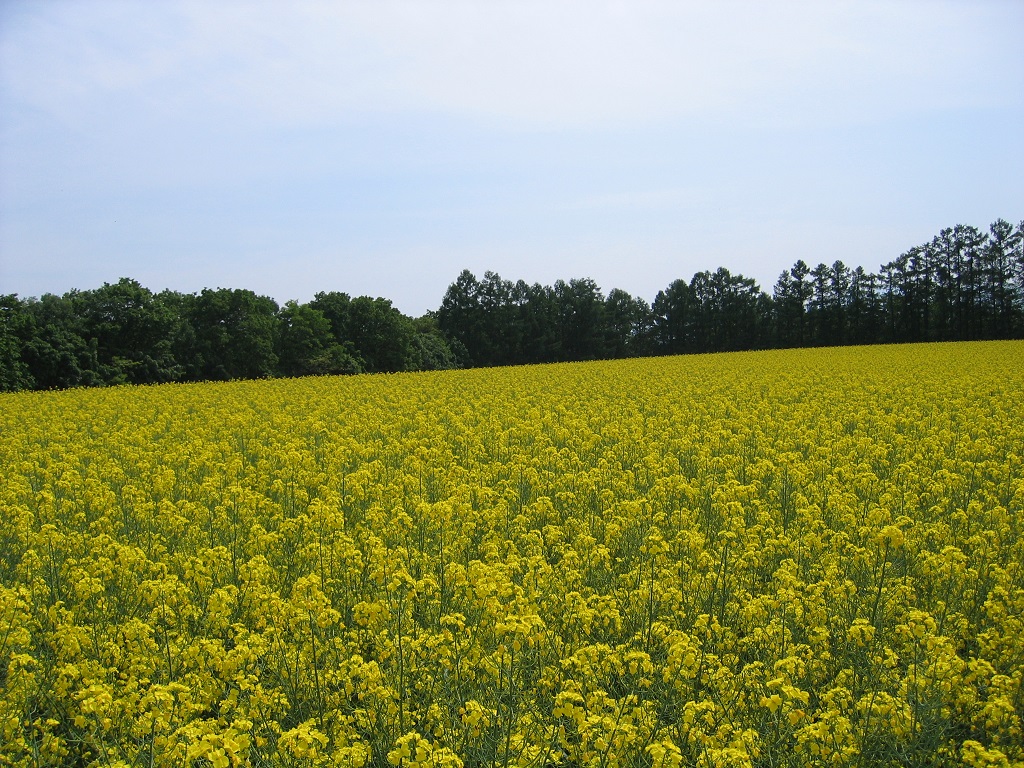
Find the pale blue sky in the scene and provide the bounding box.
[1,1,1021,316]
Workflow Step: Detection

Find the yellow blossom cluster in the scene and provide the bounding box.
[1,341,1023,766]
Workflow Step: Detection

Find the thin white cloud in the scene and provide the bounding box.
[3,1,1020,131]
[193,1,1021,127]
[564,187,713,213]
[1,1,1021,311]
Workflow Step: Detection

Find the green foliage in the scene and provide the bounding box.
[346,296,416,373]
[71,278,183,384]
[410,315,462,371]
[307,342,364,376]
[0,295,33,392]
[20,294,102,389]
[553,277,606,360]
[185,287,280,380]
[276,300,333,377]
[312,291,418,373]
[605,287,655,358]
[1,217,1021,391]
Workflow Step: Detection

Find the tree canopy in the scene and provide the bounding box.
[2,218,1021,392]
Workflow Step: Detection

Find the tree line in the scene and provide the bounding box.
[1,218,1021,392]
[437,218,1023,365]
[0,287,460,392]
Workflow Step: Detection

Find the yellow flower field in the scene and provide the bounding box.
[1,341,1022,767]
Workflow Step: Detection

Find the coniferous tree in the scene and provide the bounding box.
[553,278,606,361]
[652,279,693,355]
[437,270,488,367]
[980,219,1019,337]
[604,288,654,358]
[3,217,1021,392]
[772,261,811,348]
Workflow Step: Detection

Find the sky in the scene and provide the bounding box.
[1,1,1022,317]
